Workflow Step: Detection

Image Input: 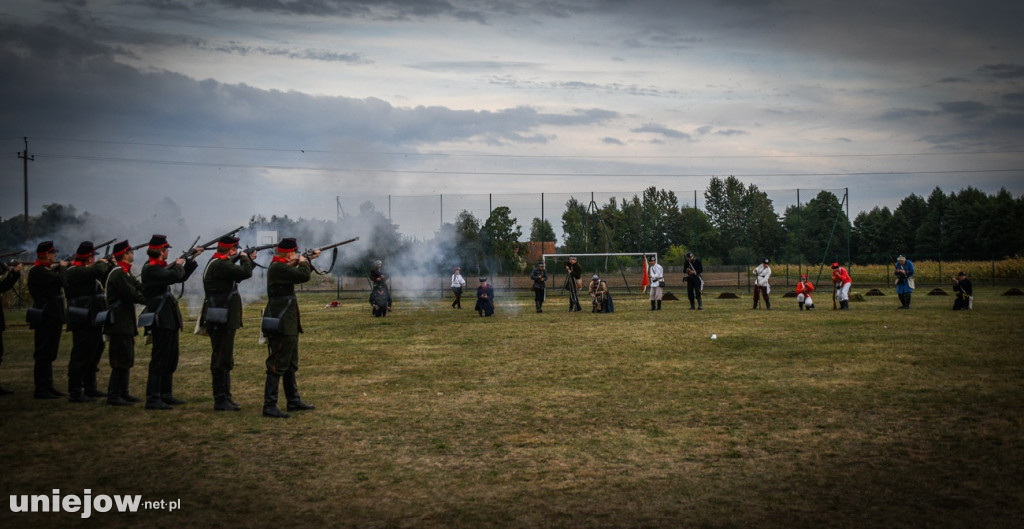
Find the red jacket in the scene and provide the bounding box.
[832,267,852,285]
[796,280,814,295]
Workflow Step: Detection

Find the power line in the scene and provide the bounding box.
[32,152,1024,178]
[24,136,1024,160]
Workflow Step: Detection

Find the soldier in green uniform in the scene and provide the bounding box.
[201,235,255,411]
[103,240,146,406]
[63,241,112,402]
[27,241,68,399]
[140,234,202,410]
[262,238,319,418]
[0,259,23,395]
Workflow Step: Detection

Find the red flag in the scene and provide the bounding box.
[641,255,650,292]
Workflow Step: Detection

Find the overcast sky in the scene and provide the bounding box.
[1,0,1022,242]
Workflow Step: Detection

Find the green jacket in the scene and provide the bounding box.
[104,266,146,336]
[264,260,312,336]
[202,254,254,329]
[141,259,198,330]
[64,261,111,322]
[28,263,67,325]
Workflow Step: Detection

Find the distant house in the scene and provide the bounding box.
[525,241,556,264]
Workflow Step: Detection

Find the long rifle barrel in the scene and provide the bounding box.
[303,237,360,258]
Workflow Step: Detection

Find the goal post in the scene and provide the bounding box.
[541,252,659,295]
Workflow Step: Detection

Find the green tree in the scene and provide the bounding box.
[481,206,524,273]
[890,193,927,255]
[782,191,849,265]
[453,210,484,275]
[851,206,894,263]
[915,187,948,258]
[529,217,556,242]
[560,198,588,254]
[705,176,782,264]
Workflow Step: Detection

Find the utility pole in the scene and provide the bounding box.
[17,137,34,247]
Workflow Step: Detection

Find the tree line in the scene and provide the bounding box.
[3,179,1022,275]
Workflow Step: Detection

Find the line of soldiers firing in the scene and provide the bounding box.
[0,230,357,418]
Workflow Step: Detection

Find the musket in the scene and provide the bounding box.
[62,238,118,262]
[231,242,277,268]
[0,249,25,260]
[299,236,360,275]
[234,243,277,261]
[180,226,245,261]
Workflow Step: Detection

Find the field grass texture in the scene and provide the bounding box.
[1,287,1022,528]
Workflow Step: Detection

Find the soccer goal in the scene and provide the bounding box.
[541,252,658,295]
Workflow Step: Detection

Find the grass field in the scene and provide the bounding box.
[1,287,1022,528]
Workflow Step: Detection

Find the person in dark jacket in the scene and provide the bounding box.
[262,238,320,418]
[27,241,68,399]
[564,256,582,312]
[952,271,973,311]
[103,241,147,406]
[0,259,23,395]
[201,235,254,411]
[684,252,704,310]
[530,262,547,313]
[140,234,202,410]
[63,241,112,402]
[475,277,495,317]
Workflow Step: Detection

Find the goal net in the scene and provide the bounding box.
[541,253,659,295]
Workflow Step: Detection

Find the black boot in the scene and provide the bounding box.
[263,373,290,418]
[840,300,849,310]
[161,373,187,405]
[34,360,59,399]
[106,369,133,406]
[46,362,65,397]
[283,372,315,412]
[765,299,771,311]
[656,300,662,310]
[84,369,107,398]
[145,372,172,410]
[698,298,703,310]
[67,367,86,402]
[650,300,656,311]
[904,294,911,309]
[212,371,233,411]
[224,371,241,410]
[122,369,141,403]
[689,302,695,310]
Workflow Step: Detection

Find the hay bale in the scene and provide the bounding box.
[717,292,740,299]
[928,288,948,296]
[782,292,798,298]
[1003,288,1024,296]
[864,288,885,296]
[662,292,679,300]
[850,293,865,302]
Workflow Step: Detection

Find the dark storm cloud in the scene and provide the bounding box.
[980,63,1024,79]
[198,40,371,64]
[938,101,992,116]
[0,22,613,149]
[211,0,484,21]
[631,124,691,140]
